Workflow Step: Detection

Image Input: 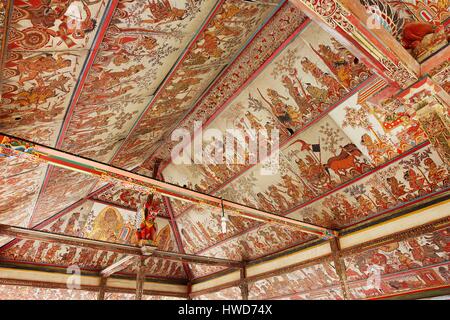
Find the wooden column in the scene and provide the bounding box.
[187,282,193,301]
[240,265,249,300]
[136,258,145,300]
[330,237,351,300]
[98,276,107,300]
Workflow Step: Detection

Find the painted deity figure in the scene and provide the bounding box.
[424,158,449,188]
[360,133,397,165]
[14,0,97,50]
[16,53,72,85]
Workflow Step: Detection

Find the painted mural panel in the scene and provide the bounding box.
[0,200,128,271]
[344,226,450,299]
[111,0,278,170]
[61,99,148,163]
[105,292,135,300]
[273,287,344,300]
[112,0,217,34]
[0,285,96,300]
[82,202,177,250]
[0,200,185,279]
[248,260,341,300]
[189,224,316,279]
[0,155,47,229]
[349,263,450,299]
[93,183,169,217]
[122,256,186,279]
[205,224,314,262]
[30,166,98,227]
[0,50,87,146]
[216,116,372,215]
[176,204,258,254]
[0,238,128,271]
[57,0,219,163]
[344,227,449,282]
[8,0,106,51]
[189,264,227,279]
[360,0,449,62]
[150,2,308,163]
[162,21,372,196]
[329,89,427,167]
[288,145,449,229]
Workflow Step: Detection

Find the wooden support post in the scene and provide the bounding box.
[136,257,145,300]
[187,282,193,301]
[330,237,351,300]
[98,276,107,300]
[240,265,249,300]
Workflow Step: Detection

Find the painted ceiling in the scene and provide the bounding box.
[0,0,449,300]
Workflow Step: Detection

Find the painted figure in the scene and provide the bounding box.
[136,195,160,246]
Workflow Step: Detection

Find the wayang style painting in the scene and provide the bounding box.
[360,0,449,61]
[163,21,373,196]
[345,226,450,298]
[1,0,107,146]
[60,0,219,163]
[288,145,449,229]
[0,285,97,300]
[249,259,343,300]
[111,0,278,170]
[194,286,242,300]
[0,153,47,247]
[0,200,185,279]
[0,0,448,301]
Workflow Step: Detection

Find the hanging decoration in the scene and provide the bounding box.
[136,193,160,247]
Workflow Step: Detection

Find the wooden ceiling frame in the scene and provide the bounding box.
[0,224,243,268]
[0,133,336,239]
[161,195,194,281]
[188,199,450,299]
[0,269,188,299]
[0,199,448,299]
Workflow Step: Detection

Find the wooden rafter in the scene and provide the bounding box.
[0,224,242,268]
[98,276,107,300]
[101,256,136,278]
[240,265,249,300]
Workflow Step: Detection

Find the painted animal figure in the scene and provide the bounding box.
[324,143,363,178]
